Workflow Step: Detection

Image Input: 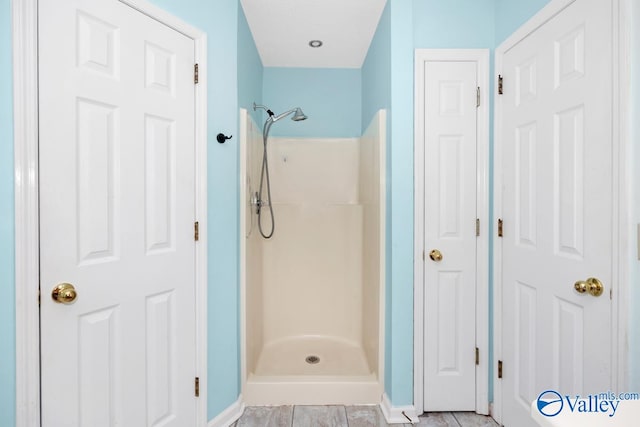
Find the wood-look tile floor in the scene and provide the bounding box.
[232,406,500,427]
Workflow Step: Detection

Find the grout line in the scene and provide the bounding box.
[291,405,296,427]
[341,405,348,427]
[450,412,463,427]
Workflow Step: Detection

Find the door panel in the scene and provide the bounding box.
[423,60,478,411]
[39,0,196,425]
[145,114,177,253]
[500,1,612,425]
[76,98,119,264]
[78,307,119,426]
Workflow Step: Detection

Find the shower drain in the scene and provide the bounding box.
[305,355,320,364]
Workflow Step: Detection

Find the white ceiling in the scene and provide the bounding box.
[240,0,388,69]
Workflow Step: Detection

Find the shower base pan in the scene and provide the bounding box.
[244,336,382,405]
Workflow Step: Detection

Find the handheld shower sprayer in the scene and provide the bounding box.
[251,102,308,239]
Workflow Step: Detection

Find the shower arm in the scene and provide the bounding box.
[253,103,300,123]
[253,102,274,117]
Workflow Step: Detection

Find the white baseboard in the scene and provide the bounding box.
[208,395,245,427]
[380,393,420,424]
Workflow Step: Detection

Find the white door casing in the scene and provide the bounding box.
[414,50,490,415]
[496,0,617,426]
[37,0,206,425]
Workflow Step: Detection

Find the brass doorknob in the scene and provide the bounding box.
[574,280,587,294]
[574,278,603,297]
[586,277,604,297]
[429,249,443,262]
[52,283,77,304]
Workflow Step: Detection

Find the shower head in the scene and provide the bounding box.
[291,107,308,121]
[254,102,308,140]
[272,107,308,122]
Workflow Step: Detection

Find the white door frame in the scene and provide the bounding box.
[492,0,631,423]
[413,49,490,416]
[13,1,208,425]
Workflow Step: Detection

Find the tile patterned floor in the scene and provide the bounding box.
[232,406,500,427]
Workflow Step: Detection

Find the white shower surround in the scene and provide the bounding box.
[240,109,386,405]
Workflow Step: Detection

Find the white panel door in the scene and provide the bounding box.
[500,1,612,426]
[422,61,478,411]
[39,0,197,425]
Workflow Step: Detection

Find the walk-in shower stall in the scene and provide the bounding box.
[240,108,387,405]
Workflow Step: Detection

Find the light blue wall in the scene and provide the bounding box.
[262,67,362,138]
[0,0,15,425]
[386,0,416,405]
[494,0,551,44]
[630,0,640,394]
[362,0,417,405]
[238,4,263,124]
[414,0,495,48]
[361,0,393,398]
[145,0,242,419]
[362,2,391,131]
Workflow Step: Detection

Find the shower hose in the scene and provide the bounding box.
[257,131,275,239]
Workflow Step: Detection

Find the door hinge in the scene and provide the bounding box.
[194,221,199,241]
[422,250,425,261]
[476,87,481,107]
[194,63,199,84]
[195,377,200,397]
[38,289,41,306]
[610,288,612,300]
[498,218,503,237]
[498,75,503,95]
[475,347,479,365]
[476,218,480,237]
[498,360,503,379]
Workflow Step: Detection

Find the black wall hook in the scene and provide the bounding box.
[216,133,232,143]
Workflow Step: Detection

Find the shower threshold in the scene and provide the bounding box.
[244,336,382,405]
